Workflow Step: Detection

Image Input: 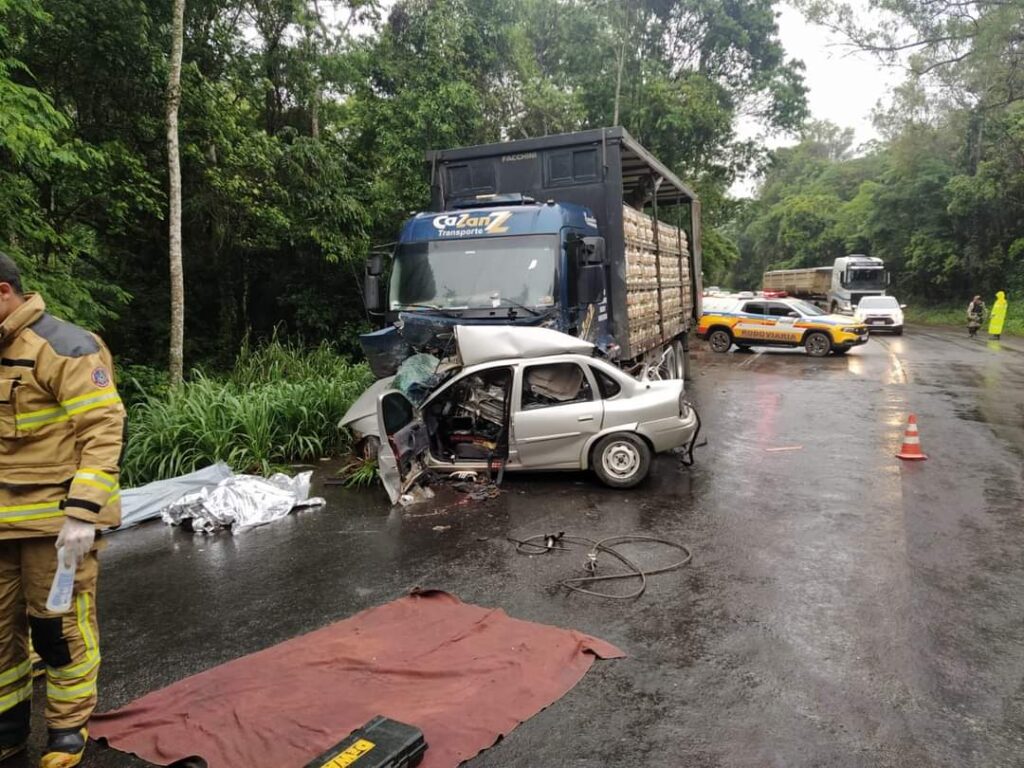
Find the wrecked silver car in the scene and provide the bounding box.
[340,326,700,503]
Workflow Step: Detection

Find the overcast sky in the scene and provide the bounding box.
[775,3,903,143]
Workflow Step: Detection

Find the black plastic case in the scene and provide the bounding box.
[305,716,428,768]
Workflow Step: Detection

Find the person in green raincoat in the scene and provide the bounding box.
[989,291,1008,339]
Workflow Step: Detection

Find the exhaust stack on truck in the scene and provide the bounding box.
[361,127,702,380]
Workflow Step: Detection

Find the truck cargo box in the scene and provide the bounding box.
[425,127,701,361]
[763,267,832,298]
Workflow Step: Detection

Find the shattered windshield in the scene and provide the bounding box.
[390,235,558,311]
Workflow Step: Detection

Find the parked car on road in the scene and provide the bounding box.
[340,326,701,502]
[697,297,869,357]
[853,295,905,335]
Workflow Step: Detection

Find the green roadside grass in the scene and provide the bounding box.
[121,341,373,486]
[903,302,1022,337]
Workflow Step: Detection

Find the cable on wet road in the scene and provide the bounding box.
[509,533,692,599]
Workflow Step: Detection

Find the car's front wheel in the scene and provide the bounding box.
[592,433,652,489]
[805,331,832,358]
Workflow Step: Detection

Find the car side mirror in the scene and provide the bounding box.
[578,264,605,304]
[366,253,384,277]
[364,274,381,312]
[579,237,606,265]
[787,311,800,318]
[900,304,907,309]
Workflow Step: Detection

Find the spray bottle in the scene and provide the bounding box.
[46,547,76,614]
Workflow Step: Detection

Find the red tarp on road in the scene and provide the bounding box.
[91,590,624,768]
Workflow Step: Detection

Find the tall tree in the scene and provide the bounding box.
[167,0,185,384]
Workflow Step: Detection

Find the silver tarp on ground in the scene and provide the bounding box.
[113,463,235,531]
[162,472,325,534]
[455,325,593,366]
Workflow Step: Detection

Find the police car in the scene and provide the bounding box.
[697,296,869,357]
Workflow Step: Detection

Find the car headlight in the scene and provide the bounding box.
[842,326,864,334]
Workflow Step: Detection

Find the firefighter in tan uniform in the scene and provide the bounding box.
[0,253,124,767]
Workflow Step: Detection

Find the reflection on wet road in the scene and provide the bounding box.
[85,327,1024,768]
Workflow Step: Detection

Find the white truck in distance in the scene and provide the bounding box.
[763,255,889,314]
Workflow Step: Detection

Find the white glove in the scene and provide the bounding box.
[56,517,96,566]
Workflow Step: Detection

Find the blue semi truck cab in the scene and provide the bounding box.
[362,128,702,380]
[388,197,604,328]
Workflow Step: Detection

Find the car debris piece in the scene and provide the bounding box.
[397,485,435,507]
[162,471,325,533]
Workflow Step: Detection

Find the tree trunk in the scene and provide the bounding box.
[167,0,186,386]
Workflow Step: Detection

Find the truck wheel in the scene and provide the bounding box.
[708,329,732,353]
[830,302,839,314]
[894,328,903,336]
[671,340,686,378]
[592,433,652,489]
[805,332,831,358]
[655,344,679,379]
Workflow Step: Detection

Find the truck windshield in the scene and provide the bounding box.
[844,269,887,290]
[390,235,558,310]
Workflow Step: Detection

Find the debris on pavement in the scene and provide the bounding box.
[764,445,803,453]
[162,471,325,533]
[114,462,234,530]
[398,485,435,506]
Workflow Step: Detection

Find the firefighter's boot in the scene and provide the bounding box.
[39,728,86,768]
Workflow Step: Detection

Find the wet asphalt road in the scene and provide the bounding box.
[40,326,1024,767]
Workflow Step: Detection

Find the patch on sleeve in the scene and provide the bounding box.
[91,367,111,388]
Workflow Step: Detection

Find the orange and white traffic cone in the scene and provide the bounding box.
[896,414,927,461]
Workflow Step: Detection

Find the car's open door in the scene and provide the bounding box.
[376,391,429,504]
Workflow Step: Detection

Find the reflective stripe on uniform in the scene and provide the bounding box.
[71,468,119,504]
[0,681,32,713]
[49,594,100,682]
[62,388,121,416]
[0,661,31,689]
[15,405,68,430]
[46,678,97,702]
[15,387,121,432]
[0,503,63,524]
[74,469,117,488]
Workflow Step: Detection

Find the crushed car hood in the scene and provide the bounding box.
[455,325,594,366]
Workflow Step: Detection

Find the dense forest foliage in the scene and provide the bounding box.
[731,0,1024,303]
[1,0,807,370]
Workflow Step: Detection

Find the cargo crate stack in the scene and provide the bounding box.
[622,205,690,354]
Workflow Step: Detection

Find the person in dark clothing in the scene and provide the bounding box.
[967,295,986,337]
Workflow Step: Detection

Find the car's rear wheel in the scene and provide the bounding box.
[805,332,832,358]
[592,433,652,489]
[708,329,732,353]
